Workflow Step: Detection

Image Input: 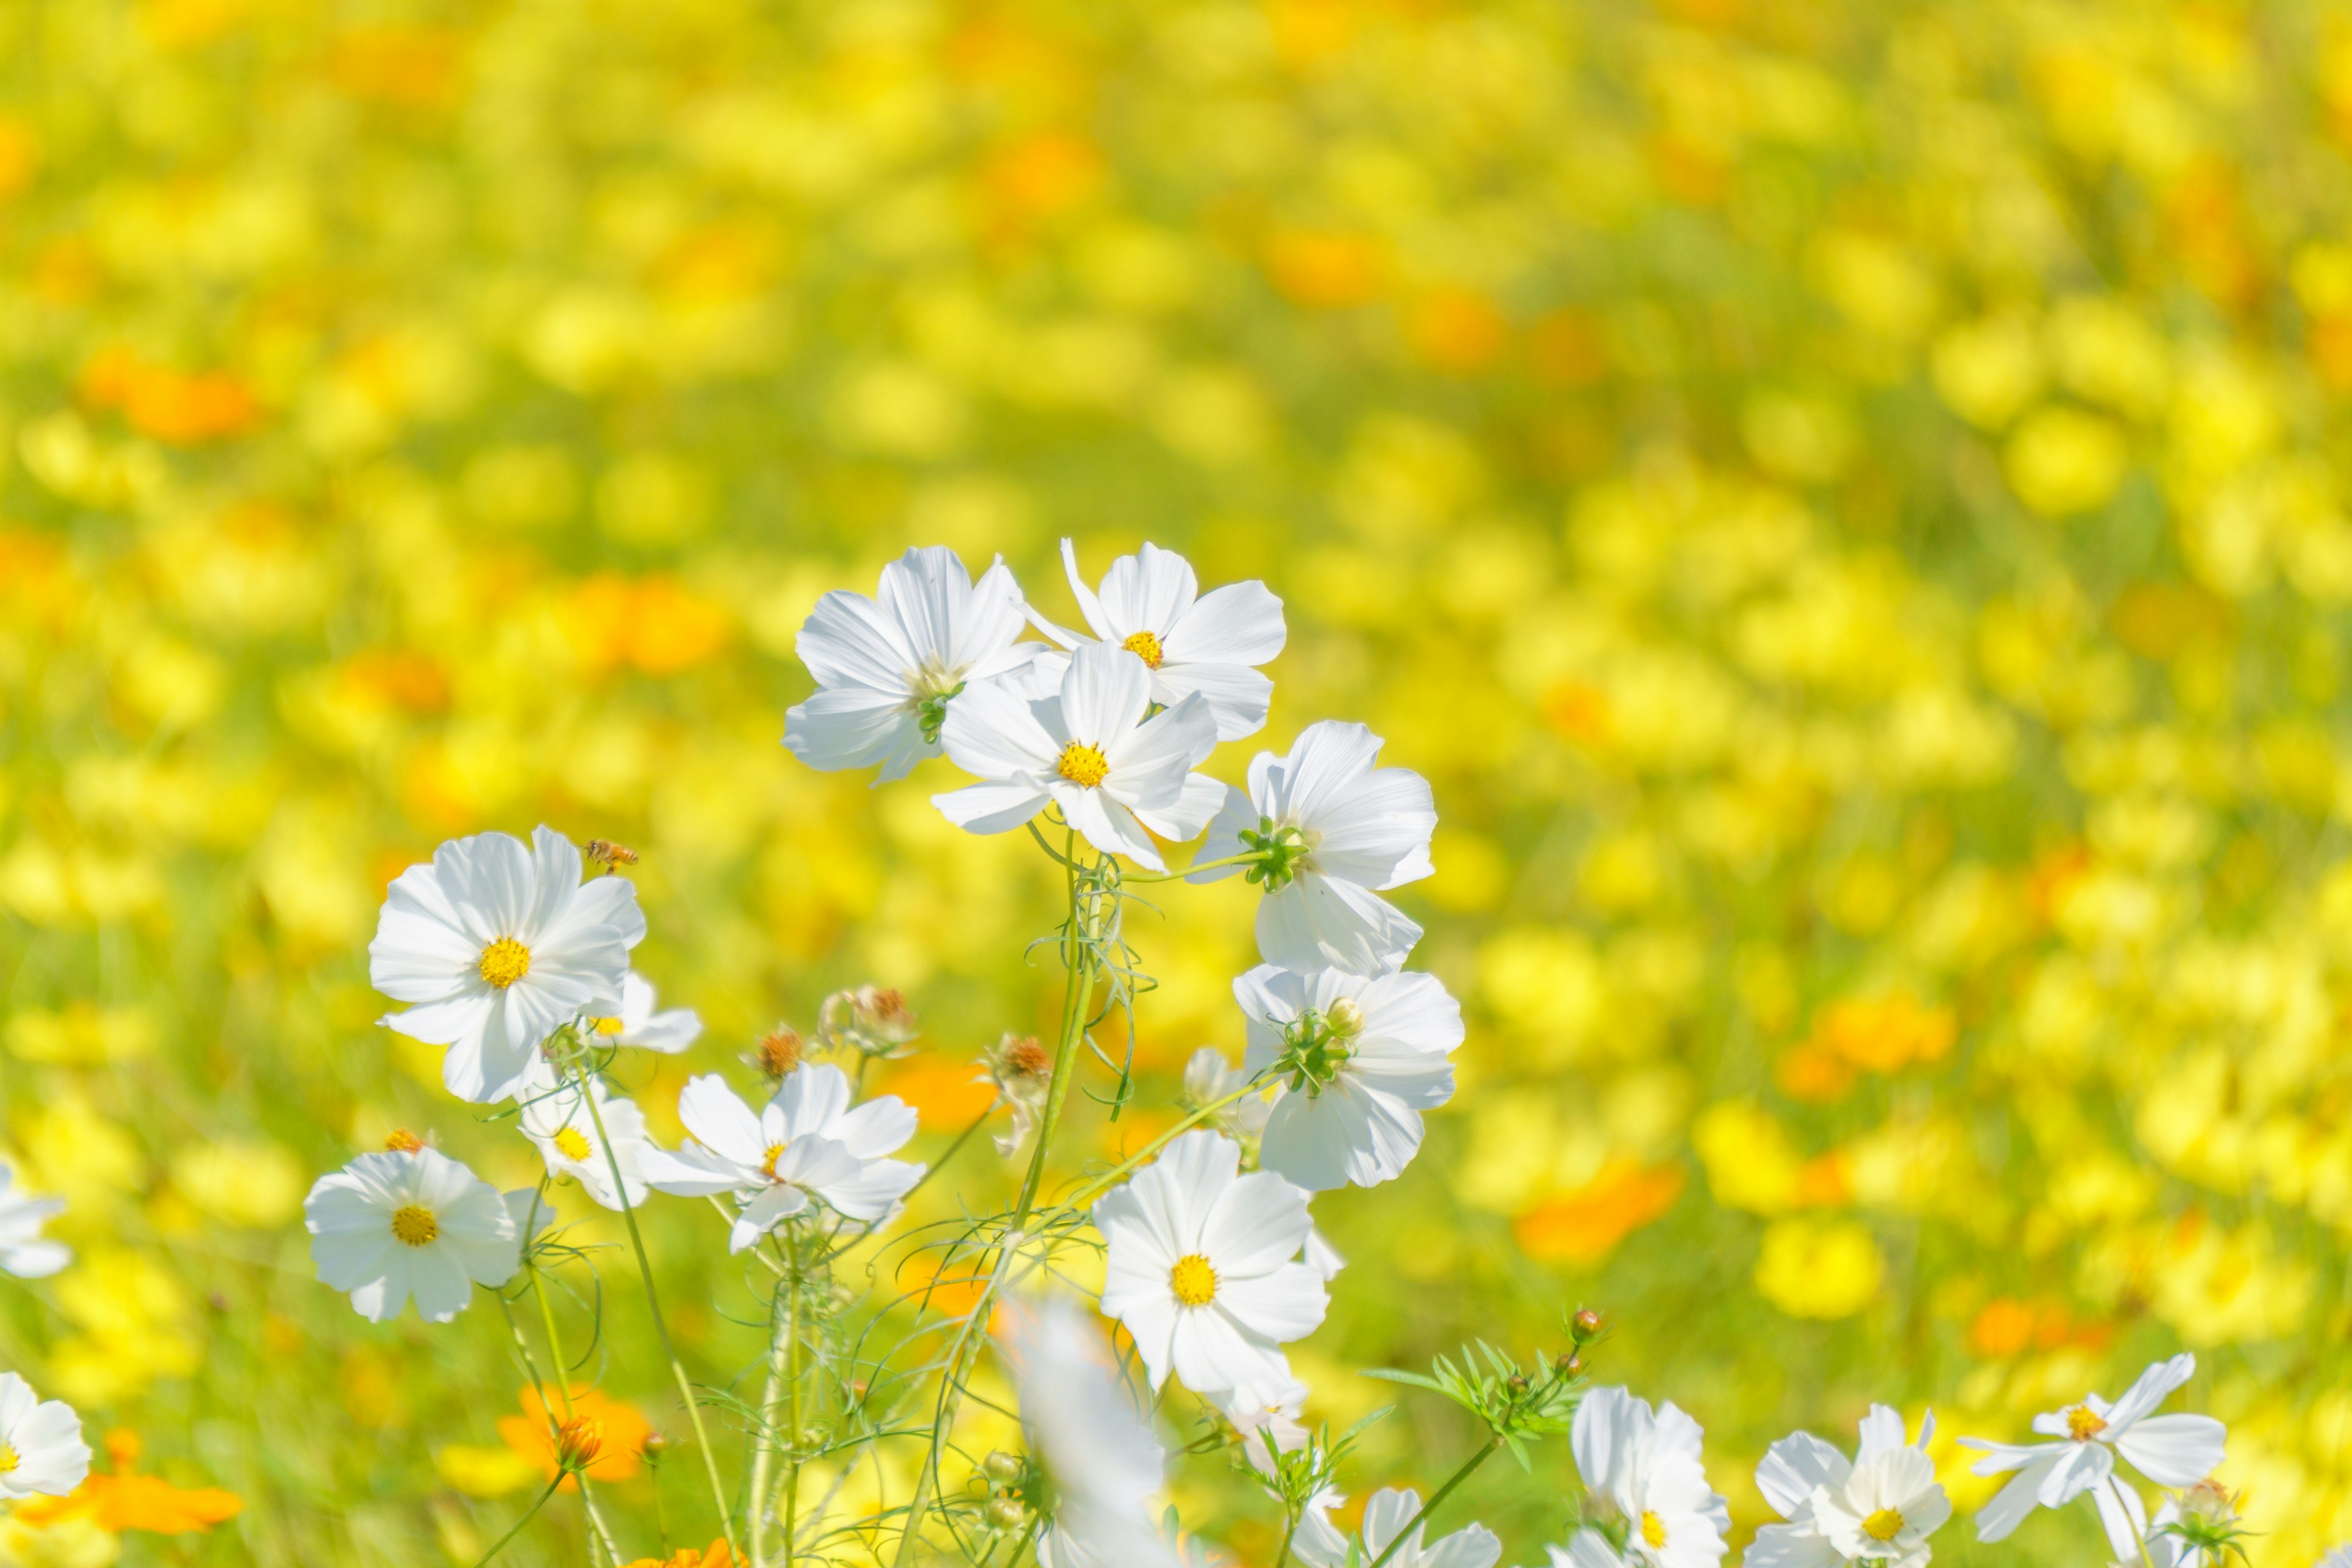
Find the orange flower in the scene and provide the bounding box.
[623,1540,733,1568]
[497,1387,650,1489]
[1513,1163,1686,1265]
[15,1430,243,1534]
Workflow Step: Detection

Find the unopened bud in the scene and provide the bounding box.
[981,1450,1023,1485]
[1507,1372,1530,1393]
[384,1128,424,1153]
[1572,1307,1603,1343]
[1325,997,1366,1038]
[641,1432,673,1463]
[984,1496,1030,1531]
[584,839,639,868]
[554,1417,603,1472]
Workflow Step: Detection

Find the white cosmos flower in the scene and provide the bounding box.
[1027,538,1286,742]
[784,545,1047,782]
[1093,1129,1328,1401]
[1234,964,1461,1191]
[1573,1385,1733,1568]
[934,642,1223,870]
[1191,721,1436,975]
[999,1294,1180,1568]
[641,1066,925,1250]
[513,1059,652,1210]
[0,1161,69,1279]
[0,1374,89,1501]
[582,972,701,1054]
[1182,1047,1270,1140]
[1750,1406,1950,1568]
[1959,1353,2226,1544]
[1295,1487,1502,1568]
[304,1148,521,1323]
[370,826,644,1104]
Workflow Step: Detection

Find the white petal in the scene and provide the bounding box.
[1756,1431,1852,1517]
[2114,1414,2226,1487]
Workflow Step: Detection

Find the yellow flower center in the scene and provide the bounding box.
[1863,1508,1905,1542]
[1169,1253,1218,1306]
[2067,1404,2108,1441]
[390,1204,439,1246]
[592,1016,625,1036]
[1121,630,1165,669]
[1641,1511,1668,1548]
[1057,741,1111,788]
[554,1126,593,1161]
[761,1142,788,1180]
[0,1443,17,1474]
[478,937,532,989]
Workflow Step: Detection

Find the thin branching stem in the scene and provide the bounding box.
[529,1248,623,1566]
[472,1472,567,1568]
[1363,1437,1499,1568]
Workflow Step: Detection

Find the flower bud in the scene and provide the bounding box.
[981,1450,1024,1485]
[1325,997,1366,1038]
[641,1431,673,1463]
[554,1417,603,1473]
[984,1496,1030,1531]
[1572,1307,1603,1343]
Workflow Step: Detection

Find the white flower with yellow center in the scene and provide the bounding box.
[1573,1385,1732,1568]
[369,826,644,1104]
[1093,1129,1327,1402]
[1959,1353,2226,1545]
[1000,1294,1181,1568]
[1295,1487,1502,1568]
[0,1160,69,1279]
[783,545,1049,782]
[581,971,702,1054]
[513,1058,652,1210]
[1190,721,1436,975]
[1234,963,1461,1191]
[1026,538,1287,742]
[934,641,1223,870]
[303,1148,522,1323]
[1750,1406,1950,1568]
[641,1065,926,1250]
[0,1374,89,1502]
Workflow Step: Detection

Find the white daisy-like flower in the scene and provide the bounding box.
[1295,1487,1501,1568]
[933,642,1223,870]
[999,1294,1180,1568]
[1233,963,1461,1191]
[370,826,644,1104]
[641,1066,925,1251]
[1750,1406,1950,1568]
[1182,1046,1271,1140]
[1573,1385,1733,1568]
[1027,538,1286,742]
[1959,1353,2226,1544]
[0,1161,69,1279]
[581,971,702,1054]
[1555,1532,1635,1568]
[0,1373,89,1501]
[513,1059,652,1210]
[1093,1129,1328,1403]
[783,545,1048,782]
[304,1147,522,1323]
[2116,1480,2242,1568]
[1190,721,1436,975]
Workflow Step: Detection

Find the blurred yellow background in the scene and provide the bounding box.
[1,0,2348,1563]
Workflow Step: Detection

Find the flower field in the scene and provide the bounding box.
[2,1,2349,1565]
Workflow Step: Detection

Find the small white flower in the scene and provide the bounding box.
[1234,964,1461,1191]
[1227,1374,1312,1462]
[0,1161,69,1279]
[1000,1294,1180,1568]
[1182,1047,1270,1140]
[1093,1130,1327,1402]
[582,972,702,1054]
[1295,1487,1501,1568]
[1959,1353,2226,1544]
[514,1060,652,1210]
[1573,1385,1732,1568]
[304,1148,522,1323]
[1191,721,1436,975]
[0,1373,89,1501]
[641,1066,925,1250]
[370,826,644,1104]
[934,642,1223,870]
[1027,538,1286,742]
[1750,1406,1950,1568]
[784,545,1047,782]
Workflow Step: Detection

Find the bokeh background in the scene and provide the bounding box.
[2,0,2348,1563]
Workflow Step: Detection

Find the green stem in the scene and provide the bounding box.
[898,1101,999,1207]
[750,1233,793,1568]
[473,1473,567,1568]
[529,1249,622,1566]
[1363,1438,1499,1568]
[1116,850,1257,884]
[782,1265,804,1566]
[1058,1080,1262,1210]
[1273,1502,1300,1568]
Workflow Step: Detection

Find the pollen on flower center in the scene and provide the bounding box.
[1057,741,1112,788]
[2067,1404,2108,1441]
[478,937,532,989]
[1863,1508,1905,1541]
[1121,630,1165,669]
[1641,1510,1668,1548]
[761,1142,788,1180]
[0,1442,17,1474]
[1169,1253,1218,1306]
[592,1015,625,1035]
[390,1204,439,1246]
[554,1127,593,1161]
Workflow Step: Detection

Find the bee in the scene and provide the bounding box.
[584,839,639,869]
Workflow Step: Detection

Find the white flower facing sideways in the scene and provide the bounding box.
[1182,1046,1270,1141]
[783,545,1047,782]
[371,826,644,1104]
[641,1065,925,1251]
[1233,963,1462,1191]
[1295,1488,1502,1568]
[1093,1129,1329,1403]
[934,641,1223,870]
[1960,1352,2226,1545]
[583,971,703,1053]
[1028,538,1287,742]
[0,1159,69,1278]
[1000,1294,1180,1568]
[1192,721,1437,976]
[304,1147,521,1322]
[0,1373,89,1501]
[1573,1385,1733,1568]
[513,1057,652,1210]
[1749,1406,1950,1568]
